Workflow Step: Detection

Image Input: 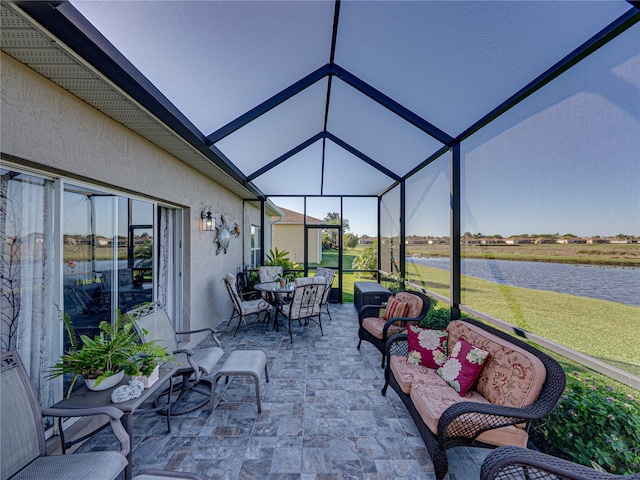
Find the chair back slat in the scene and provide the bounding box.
[1,351,45,479]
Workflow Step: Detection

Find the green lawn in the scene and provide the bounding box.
[309,249,371,303]
[311,248,640,379]
[405,262,640,377]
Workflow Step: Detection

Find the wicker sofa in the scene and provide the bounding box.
[383,318,566,480]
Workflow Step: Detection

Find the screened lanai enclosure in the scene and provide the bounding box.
[1,0,639,391]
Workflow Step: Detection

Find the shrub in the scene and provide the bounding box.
[530,370,640,474]
[418,299,451,330]
[352,246,377,278]
[264,248,300,273]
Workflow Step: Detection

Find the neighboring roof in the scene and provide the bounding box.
[274,207,324,225]
[264,199,284,218]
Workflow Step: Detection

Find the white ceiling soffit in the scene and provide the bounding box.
[0,3,261,200]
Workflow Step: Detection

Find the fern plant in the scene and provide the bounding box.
[48,309,171,398]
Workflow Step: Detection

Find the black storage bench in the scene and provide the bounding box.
[354,281,391,313]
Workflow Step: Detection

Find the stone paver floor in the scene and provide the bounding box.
[79,303,490,479]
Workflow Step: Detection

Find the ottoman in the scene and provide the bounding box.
[211,349,269,413]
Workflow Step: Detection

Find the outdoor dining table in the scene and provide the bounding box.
[253,281,295,331]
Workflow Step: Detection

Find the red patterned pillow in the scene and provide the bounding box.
[437,338,490,396]
[383,295,410,321]
[407,325,448,369]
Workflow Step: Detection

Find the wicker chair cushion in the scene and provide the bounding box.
[446,320,547,408]
[410,383,529,448]
[394,291,424,318]
[362,316,406,340]
[389,355,450,394]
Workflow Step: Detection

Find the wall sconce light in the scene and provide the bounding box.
[201,206,215,231]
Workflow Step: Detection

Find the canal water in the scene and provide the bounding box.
[407,257,640,306]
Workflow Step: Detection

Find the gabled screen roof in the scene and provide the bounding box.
[67,0,637,198]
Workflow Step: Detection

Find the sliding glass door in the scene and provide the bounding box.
[62,185,155,354]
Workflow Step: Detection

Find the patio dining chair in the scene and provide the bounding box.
[277,276,326,342]
[1,350,130,480]
[224,273,272,336]
[315,267,336,321]
[128,302,224,415]
[258,265,283,283]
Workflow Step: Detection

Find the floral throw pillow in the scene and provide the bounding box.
[407,325,448,369]
[383,296,410,321]
[437,338,490,396]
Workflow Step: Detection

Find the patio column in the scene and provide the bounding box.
[450,143,461,319]
[399,179,406,279]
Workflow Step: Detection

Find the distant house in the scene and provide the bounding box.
[505,238,518,245]
[557,236,585,244]
[608,237,633,244]
[461,237,480,245]
[505,237,532,245]
[406,236,428,245]
[96,236,111,246]
[585,237,607,244]
[272,207,323,264]
[481,237,505,245]
[533,237,556,244]
[359,236,374,245]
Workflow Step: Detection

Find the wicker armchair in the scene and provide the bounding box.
[1,350,130,480]
[357,290,430,367]
[481,446,640,480]
[382,318,567,480]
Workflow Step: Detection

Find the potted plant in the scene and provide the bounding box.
[48,310,171,398]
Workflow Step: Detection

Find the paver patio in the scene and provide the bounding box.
[78,303,490,480]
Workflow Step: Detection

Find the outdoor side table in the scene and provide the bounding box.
[51,365,177,480]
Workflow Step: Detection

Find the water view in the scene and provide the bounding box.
[408,257,640,306]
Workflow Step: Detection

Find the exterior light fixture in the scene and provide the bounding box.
[201,206,215,231]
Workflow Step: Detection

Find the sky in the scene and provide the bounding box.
[71,1,639,238]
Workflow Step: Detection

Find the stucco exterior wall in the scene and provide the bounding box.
[1,52,243,342]
[273,224,321,264]
[242,202,279,267]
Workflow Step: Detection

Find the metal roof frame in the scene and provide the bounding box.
[8,1,638,199]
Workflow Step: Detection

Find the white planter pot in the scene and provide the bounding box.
[85,370,125,391]
[132,365,160,388]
